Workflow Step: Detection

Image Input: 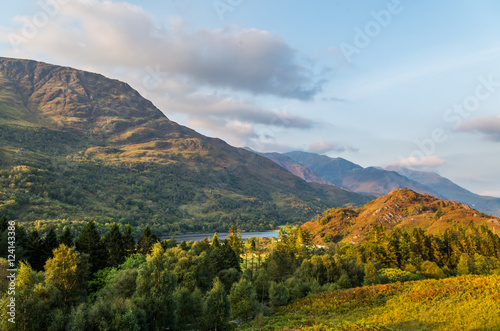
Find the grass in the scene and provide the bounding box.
[241,275,500,330]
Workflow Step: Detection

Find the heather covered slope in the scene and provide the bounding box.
[302,188,500,244]
[0,57,369,233]
[246,275,500,330]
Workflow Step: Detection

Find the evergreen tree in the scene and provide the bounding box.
[60,226,73,247]
[26,229,46,271]
[227,225,243,263]
[136,225,158,255]
[43,227,59,261]
[0,214,7,232]
[203,277,230,330]
[75,220,107,274]
[222,240,241,271]
[106,223,125,267]
[123,224,136,256]
[211,232,221,247]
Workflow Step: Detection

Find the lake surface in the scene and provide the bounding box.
[160,231,279,243]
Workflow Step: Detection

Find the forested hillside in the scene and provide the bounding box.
[2,215,500,330]
[0,57,368,233]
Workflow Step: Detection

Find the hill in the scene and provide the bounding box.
[0,57,369,233]
[302,188,500,244]
[258,151,500,217]
[249,151,332,185]
[387,166,500,217]
[245,275,500,330]
[270,151,440,196]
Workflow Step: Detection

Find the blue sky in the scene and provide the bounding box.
[0,0,499,196]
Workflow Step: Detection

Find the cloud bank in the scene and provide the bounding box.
[0,0,328,148]
[459,115,500,142]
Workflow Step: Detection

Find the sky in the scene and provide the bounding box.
[0,0,499,197]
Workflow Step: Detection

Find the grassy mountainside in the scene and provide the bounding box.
[303,188,500,244]
[247,275,500,330]
[0,57,369,233]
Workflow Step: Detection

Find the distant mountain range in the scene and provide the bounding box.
[0,57,369,233]
[302,188,500,244]
[256,151,500,217]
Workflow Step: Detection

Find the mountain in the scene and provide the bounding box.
[274,151,440,196]
[302,188,500,244]
[0,57,369,233]
[249,151,332,185]
[387,166,500,217]
[258,151,500,217]
[283,151,362,185]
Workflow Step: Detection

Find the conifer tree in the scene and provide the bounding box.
[27,229,46,271]
[75,220,107,274]
[59,226,73,247]
[106,224,125,267]
[43,228,59,261]
[123,224,136,256]
[211,232,221,247]
[136,225,158,255]
[0,214,7,232]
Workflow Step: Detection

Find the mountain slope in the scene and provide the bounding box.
[278,151,439,196]
[250,151,332,185]
[387,166,500,217]
[258,151,500,217]
[302,188,500,244]
[0,57,369,233]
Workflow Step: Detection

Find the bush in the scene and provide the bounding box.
[420,261,445,279]
[378,268,421,283]
[269,282,290,308]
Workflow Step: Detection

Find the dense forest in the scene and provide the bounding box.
[1,214,500,330]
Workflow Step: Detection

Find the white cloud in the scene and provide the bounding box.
[1,0,323,100]
[0,0,324,147]
[309,141,357,154]
[388,155,446,169]
[459,115,500,142]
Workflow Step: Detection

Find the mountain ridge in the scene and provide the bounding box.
[257,150,500,217]
[302,188,500,245]
[0,57,370,233]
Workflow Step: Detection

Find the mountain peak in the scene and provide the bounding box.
[0,57,369,230]
[303,188,500,245]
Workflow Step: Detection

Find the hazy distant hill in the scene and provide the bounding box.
[249,151,333,185]
[0,57,369,233]
[387,166,500,217]
[257,151,500,217]
[302,188,500,244]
